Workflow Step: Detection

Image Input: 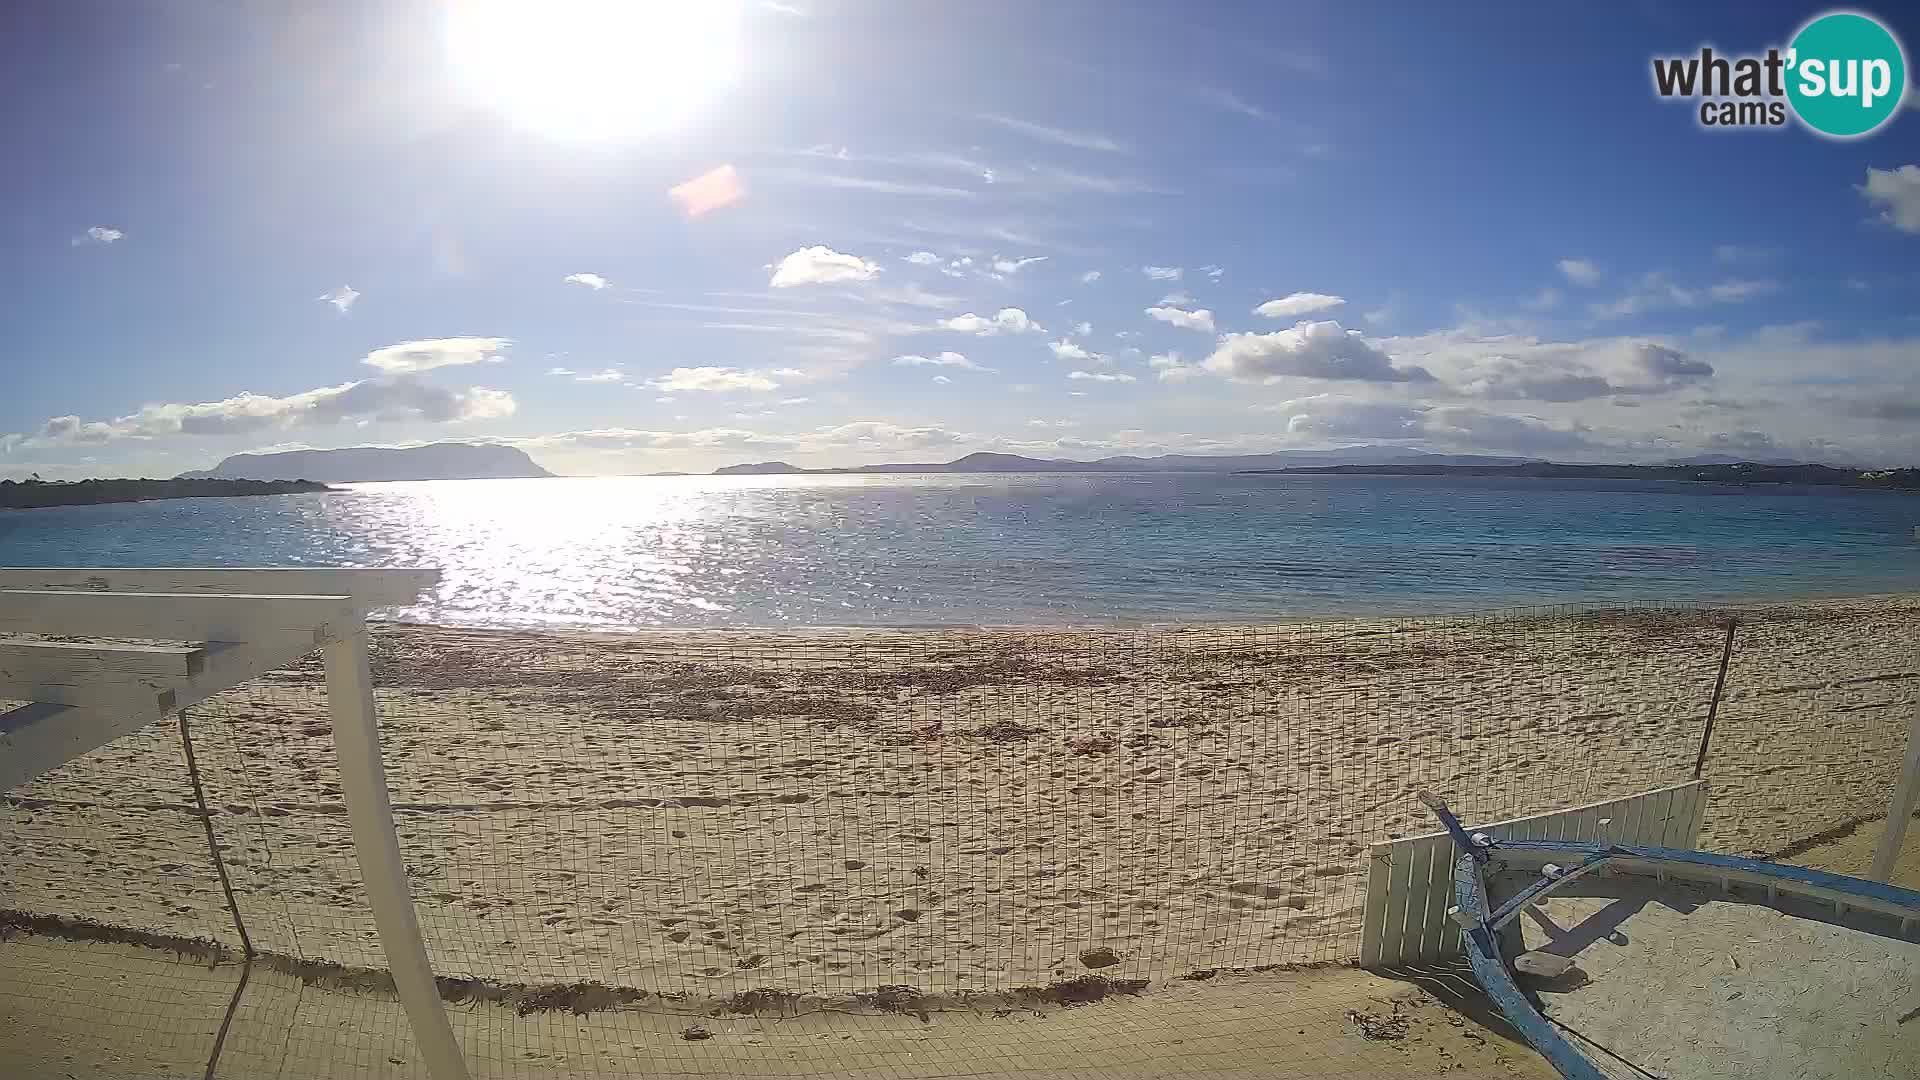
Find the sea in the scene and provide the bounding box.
[1,473,1915,629]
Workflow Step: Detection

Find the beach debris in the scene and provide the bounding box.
[976,719,1043,743]
[681,1024,711,1041]
[1346,1006,1410,1042]
[858,984,931,1021]
[1513,951,1576,978]
[1015,974,1149,1006]
[714,988,800,1016]
[1078,946,1121,969]
[1065,733,1117,755]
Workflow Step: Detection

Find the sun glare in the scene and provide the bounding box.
[445,0,743,140]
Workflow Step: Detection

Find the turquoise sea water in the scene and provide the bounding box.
[0,473,1914,628]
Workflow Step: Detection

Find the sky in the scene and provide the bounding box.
[4,0,1920,479]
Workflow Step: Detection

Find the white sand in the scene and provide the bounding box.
[3,596,1915,1006]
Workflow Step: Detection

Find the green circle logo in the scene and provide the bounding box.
[1786,11,1907,138]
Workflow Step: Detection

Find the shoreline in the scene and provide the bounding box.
[372,587,1920,637]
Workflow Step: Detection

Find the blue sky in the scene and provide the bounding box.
[4,0,1920,478]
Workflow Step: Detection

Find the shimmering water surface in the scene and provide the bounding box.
[1,473,1914,627]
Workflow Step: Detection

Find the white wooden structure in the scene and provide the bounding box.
[0,567,469,1080]
[1873,702,1920,882]
[1359,781,1708,969]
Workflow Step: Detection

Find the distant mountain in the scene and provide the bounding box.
[714,461,806,475]
[179,442,553,483]
[1659,453,1820,467]
[1245,461,1920,489]
[710,447,1539,476]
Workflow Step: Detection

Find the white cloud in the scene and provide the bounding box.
[1862,165,1920,233]
[1049,339,1098,362]
[903,251,942,266]
[1142,265,1183,281]
[76,226,124,246]
[1159,290,1194,305]
[1071,321,1093,337]
[15,378,514,446]
[1201,265,1225,281]
[1196,86,1271,121]
[1014,164,1168,196]
[574,368,626,383]
[991,255,1048,275]
[548,366,576,376]
[767,169,980,199]
[1261,394,1594,454]
[1379,328,1713,401]
[1146,305,1215,332]
[564,272,612,290]
[892,351,991,371]
[1706,279,1780,303]
[1591,272,1778,319]
[1149,351,1201,382]
[1255,292,1345,318]
[1526,287,1562,310]
[1557,258,1603,286]
[1590,272,1697,318]
[645,366,782,392]
[1080,270,1102,284]
[1068,370,1136,383]
[318,285,360,314]
[1204,321,1433,383]
[979,113,1125,153]
[931,374,952,384]
[870,283,964,309]
[940,307,1042,335]
[769,245,882,287]
[362,337,510,374]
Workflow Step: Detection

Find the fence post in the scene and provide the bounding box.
[324,624,471,1080]
[1869,696,1920,882]
[1691,619,1738,780]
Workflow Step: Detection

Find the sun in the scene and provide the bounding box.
[444,0,743,141]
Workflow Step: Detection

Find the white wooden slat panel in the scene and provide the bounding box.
[0,568,438,609]
[0,591,352,641]
[1358,781,1707,968]
[1376,841,1414,968]
[0,640,206,677]
[1359,847,1393,969]
[1412,833,1457,962]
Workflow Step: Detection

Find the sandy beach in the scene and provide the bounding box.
[4,594,1914,1014]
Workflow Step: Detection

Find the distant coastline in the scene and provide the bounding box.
[1242,462,1920,490]
[0,477,330,510]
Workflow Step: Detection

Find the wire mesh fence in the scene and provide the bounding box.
[1,594,1915,1078]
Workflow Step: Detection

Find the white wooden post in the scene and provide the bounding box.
[324,625,470,1080]
[1870,698,1920,882]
